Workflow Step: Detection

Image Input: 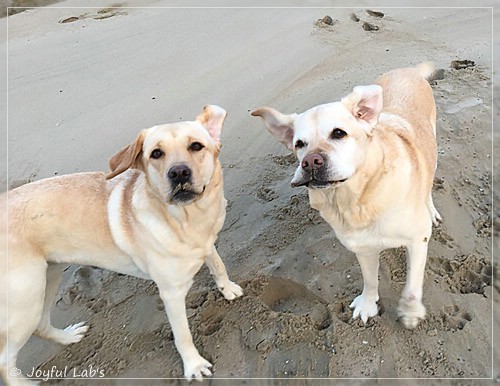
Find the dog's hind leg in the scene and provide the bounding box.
[35,264,88,345]
[1,258,47,386]
[0,341,39,386]
[428,194,442,226]
[205,246,243,301]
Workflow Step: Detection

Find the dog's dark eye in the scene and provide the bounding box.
[189,142,204,152]
[295,139,306,149]
[150,149,164,159]
[331,128,347,139]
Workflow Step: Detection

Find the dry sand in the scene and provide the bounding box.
[2,2,497,385]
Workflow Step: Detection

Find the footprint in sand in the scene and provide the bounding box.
[199,305,226,336]
[429,254,491,294]
[259,277,331,330]
[441,304,473,331]
[450,59,475,70]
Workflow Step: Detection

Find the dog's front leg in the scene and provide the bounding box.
[205,246,243,300]
[156,281,212,381]
[349,252,380,323]
[398,241,428,328]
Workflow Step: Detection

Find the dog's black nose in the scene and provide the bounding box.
[301,153,325,172]
[167,164,192,184]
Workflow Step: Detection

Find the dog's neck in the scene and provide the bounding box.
[308,134,389,230]
[120,162,225,253]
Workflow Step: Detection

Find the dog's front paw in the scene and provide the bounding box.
[431,209,442,226]
[183,355,213,382]
[398,296,426,329]
[218,280,243,301]
[349,294,379,324]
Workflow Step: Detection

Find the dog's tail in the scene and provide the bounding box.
[416,61,435,79]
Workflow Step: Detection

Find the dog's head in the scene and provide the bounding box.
[107,105,227,205]
[251,85,383,189]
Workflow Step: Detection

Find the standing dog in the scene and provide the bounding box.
[0,105,243,385]
[252,63,441,329]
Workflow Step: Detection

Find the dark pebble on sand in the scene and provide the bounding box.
[366,10,384,18]
[320,15,334,25]
[362,21,379,31]
[60,16,79,24]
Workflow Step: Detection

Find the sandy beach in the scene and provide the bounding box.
[2,1,497,384]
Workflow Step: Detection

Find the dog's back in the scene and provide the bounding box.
[3,172,117,265]
[375,63,438,193]
[376,63,437,135]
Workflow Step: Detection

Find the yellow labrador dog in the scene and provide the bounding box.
[252,63,441,329]
[0,105,243,385]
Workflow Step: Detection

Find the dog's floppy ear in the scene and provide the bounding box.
[196,105,227,143]
[250,107,297,150]
[342,85,383,133]
[106,130,147,180]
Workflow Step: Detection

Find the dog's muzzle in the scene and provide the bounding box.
[167,164,201,204]
[291,153,347,189]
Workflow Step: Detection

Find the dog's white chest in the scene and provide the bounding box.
[318,206,415,255]
[334,224,408,255]
[142,206,221,257]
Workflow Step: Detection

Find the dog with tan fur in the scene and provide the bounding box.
[0,105,243,385]
[252,63,441,329]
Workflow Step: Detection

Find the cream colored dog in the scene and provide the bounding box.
[0,105,243,385]
[252,63,441,329]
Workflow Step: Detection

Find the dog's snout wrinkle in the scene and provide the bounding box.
[301,153,325,172]
[168,164,192,184]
